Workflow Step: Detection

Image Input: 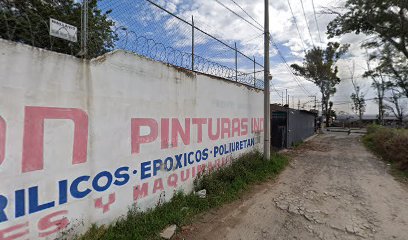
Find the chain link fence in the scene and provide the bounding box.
[0,0,264,89]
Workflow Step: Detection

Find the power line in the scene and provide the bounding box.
[213,0,263,32]
[269,36,312,96]
[271,82,283,97]
[311,0,323,44]
[228,0,263,29]
[145,0,263,67]
[269,38,310,95]
[287,0,307,52]
[299,0,315,47]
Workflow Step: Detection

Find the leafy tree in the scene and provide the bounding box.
[376,44,408,98]
[0,0,117,58]
[363,59,389,124]
[385,89,406,125]
[327,0,408,59]
[349,61,366,122]
[351,91,366,123]
[291,42,349,127]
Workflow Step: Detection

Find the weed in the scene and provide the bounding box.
[77,151,288,240]
[363,124,408,174]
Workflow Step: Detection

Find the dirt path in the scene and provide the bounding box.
[177,132,408,240]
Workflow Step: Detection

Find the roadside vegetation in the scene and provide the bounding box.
[76,151,288,240]
[363,125,408,179]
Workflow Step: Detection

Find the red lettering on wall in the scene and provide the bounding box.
[131,118,158,154]
[160,118,170,149]
[133,183,149,202]
[208,118,220,140]
[153,179,164,194]
[94,193,115,213]
[0,222,29,240]
[192,118,206,143]
[0,116,5,166]
[252,118,264,133]
[241,118,248,136]
[171,118,190,148]
[231,118,240,137]
[38,210,69,238]
[221,118,231,139]
[22,106,88,173]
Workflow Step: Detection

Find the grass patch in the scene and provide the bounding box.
[77,151,288,240]
[363,125,408,179]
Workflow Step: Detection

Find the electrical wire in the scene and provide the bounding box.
[228,0,263,29]
[213,0,264,32]
[311,0,323,44]
[270,36,312,96]
[299,0,315,47]
[287,0,307,52]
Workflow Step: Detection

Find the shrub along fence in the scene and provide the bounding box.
[363,125,408,173]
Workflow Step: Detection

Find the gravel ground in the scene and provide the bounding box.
[176,132,408,240]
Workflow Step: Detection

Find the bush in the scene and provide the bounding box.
[363,125,408,172]
[78,151,288,240]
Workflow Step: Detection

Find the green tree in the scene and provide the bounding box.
[291,42,349,127]
[0,0,117,58]
[327,0,408,58]
[385,89,406,125]
[348,61,366,123]
[363,58,389,124]
[376,44,408,98]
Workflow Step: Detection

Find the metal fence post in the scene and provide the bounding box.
[253,56,256,87]
[235,42,238,81]
[81,0,88,57]
[191,15,195,71]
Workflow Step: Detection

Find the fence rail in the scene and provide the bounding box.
[0,0,265,89]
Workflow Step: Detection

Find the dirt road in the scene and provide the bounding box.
[177,132,408,240]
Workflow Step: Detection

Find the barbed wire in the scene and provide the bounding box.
[0,0,265,89]
[112,26,263,88]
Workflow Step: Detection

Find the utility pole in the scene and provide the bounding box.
[285,89,288,105]
[288,94,290,107]
[263,0,271,160]
[80,0,88,57]
[281,91,284,106]
[298,99,300,110]
[292,96,294,109]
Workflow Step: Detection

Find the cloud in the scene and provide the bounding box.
[102,0,381,114]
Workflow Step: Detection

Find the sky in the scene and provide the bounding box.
[98,0,385,115]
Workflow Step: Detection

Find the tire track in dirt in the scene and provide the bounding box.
[176,132,408,240]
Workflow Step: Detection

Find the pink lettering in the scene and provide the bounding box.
[208,118,220,140]
[171,118,190,147]
[252,118,264,133]
[153,179,164,194]
[94,193,115,213]
[38,210,69,238]
[22,106,88,173]
[231,118,240,137]
[192,118,206,143]
[221,118,231,139]
[181,169,190,182]
[131,118,158,154]
[133,183,149,202]
[0,222,29,240]
[241,118,248,136]
[160,118,170,149]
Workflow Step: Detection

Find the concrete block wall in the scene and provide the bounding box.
[0,39,264,239]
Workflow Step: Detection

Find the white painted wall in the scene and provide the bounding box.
[0,39,264,239]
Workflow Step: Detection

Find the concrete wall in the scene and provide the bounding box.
[288,110,316,147]
[0,39,264,239]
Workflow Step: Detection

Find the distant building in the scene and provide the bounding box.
[334,114,408,127]
[270,104,317,149]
